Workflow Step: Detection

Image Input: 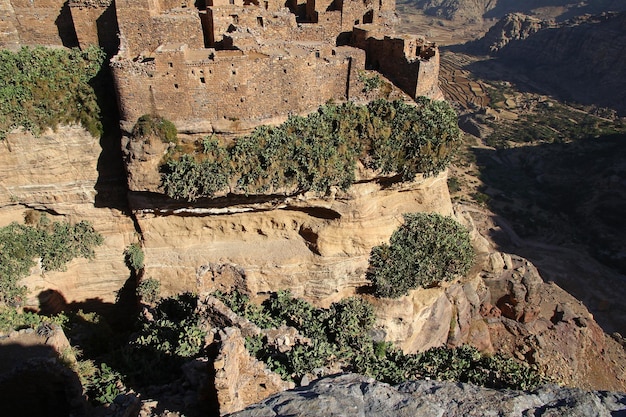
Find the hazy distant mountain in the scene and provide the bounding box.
[470,11,626,114]
[401,0,626,21]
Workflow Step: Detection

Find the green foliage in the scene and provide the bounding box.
[37,218,104,272]
[0,45,105,140]
[217,290,545,389]
[367,212,474,298]
[161,137,231,201]
[131,114,178,144]
[358,71,383,92]
[136,278,160,304]
[0,214,103,305]
[84,362,123,406]
[124,243,144,271]
[213,290,282,329]
[116,293,206,385]
[162,99,462,201]
[264,290,332,341]
[366,98,462,180]
[485,100,626,149]
[327,297,375,349]
[0,308,65,333]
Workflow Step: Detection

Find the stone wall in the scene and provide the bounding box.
[3,0,78,48]
[0,0,20,50]
[115,0,205,57]
[112,42,365,128]
[69,0,119,55]
[352,25,441,99]
[207,6,297,46]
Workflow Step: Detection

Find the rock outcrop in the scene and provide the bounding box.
[0,325,87,417]
[0,126,136,310]
[454,205,626,392]
[229,373,626,417]
[132,171,454,306]
[214,327,294,415]
[472,13,552,53]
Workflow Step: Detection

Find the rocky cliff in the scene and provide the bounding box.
[229,373,626,417]
[0,126,136,311]
[131,170,454,306]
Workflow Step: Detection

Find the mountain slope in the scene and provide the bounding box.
[400,0,626,21]
[470,12,626,114]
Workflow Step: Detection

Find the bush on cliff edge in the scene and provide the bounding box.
[0,46,105,140]
[367,212,475,298]
[160,98,462,201]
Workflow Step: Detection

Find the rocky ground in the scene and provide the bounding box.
[229,373,626,417]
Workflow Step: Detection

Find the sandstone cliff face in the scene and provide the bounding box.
[0,126,136,309]
[133,172,454,307]
[229,373,626,417]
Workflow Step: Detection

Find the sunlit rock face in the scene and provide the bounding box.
[0,126,136,309]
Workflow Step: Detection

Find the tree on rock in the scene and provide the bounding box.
[367,213,474,298]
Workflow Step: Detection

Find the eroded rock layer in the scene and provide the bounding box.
[133,172,454,306]
[0,126,136,309]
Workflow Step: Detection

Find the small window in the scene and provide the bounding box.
[168,62,173,68]
[200,77,206,84]
[174,83,179,89]
[257,16,263,27]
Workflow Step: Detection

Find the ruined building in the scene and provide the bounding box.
[0,0,441,131]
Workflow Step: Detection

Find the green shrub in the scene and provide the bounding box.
[0,46,105,140]
[367,213,474,298]
[113,293,206,385]
[161,137,231,201]
[327,297,375,349]
[161,99,462,201]
[358,71,383,93]
[366,98,462,180]
[136,278,160,304]
[216,290,545,389]
[84,362,123,406]
[0,214,103,305]
[214,290,283,329]
[124,243,144,271]
[132,114,178,143]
